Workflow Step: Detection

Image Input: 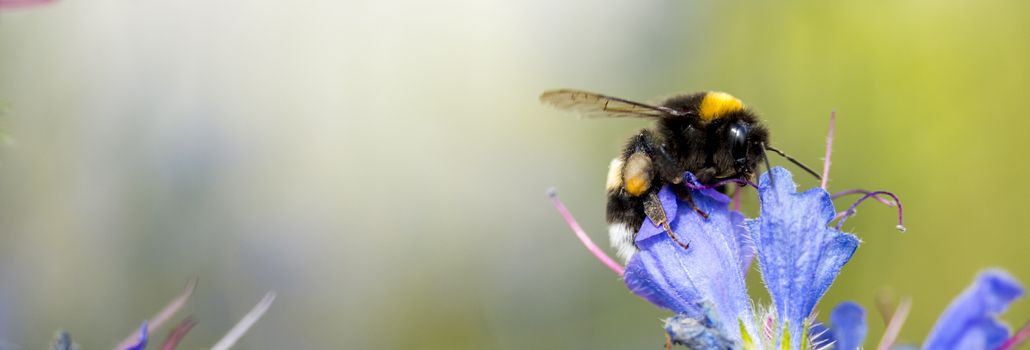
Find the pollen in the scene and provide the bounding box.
[625,176,649,196]
[698,91,744,121]
[623,152,652,196]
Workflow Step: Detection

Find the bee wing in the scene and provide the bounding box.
[539,89,688,119]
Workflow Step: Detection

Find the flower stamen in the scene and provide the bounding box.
[547,188,626,276]
[834,190,905,232]
[160,317,197,350]
[831,189,898,207]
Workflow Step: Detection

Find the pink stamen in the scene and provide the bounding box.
[876,297,912,350]
[161,317,198,350]
[821,111,835,190]
[0,0,52,9]
[115,278,197,350]
[547,188,625,276]
[835,190,906,233]
[997,321,1030,350]
[831,189,898,207]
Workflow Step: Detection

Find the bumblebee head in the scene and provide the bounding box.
[712,112,769,179]
[695,92,768,179]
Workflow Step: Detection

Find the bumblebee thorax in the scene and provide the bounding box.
[698,91,744,121]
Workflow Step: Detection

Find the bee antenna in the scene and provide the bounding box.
[760,142,775,188]
[765,145,822,181]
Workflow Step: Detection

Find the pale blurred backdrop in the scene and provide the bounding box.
[1,0,1029,349]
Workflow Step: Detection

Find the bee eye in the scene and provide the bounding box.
[729,121,749,165]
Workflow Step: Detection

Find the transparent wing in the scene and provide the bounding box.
[539,89,687,119]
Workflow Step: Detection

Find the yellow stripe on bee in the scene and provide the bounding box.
[698,91,744,121]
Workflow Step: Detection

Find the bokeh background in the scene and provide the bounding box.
[2,0,1029,348]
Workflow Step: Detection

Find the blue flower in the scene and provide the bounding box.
[621,167,862,349]
[748,168,860,348]
[925,270,1024,349]
[816,269,1026,350]
[623,173,756,343]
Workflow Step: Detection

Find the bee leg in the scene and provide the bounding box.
[665,332,673,350]
[672,185,709,220]
[639,130,684,185]
[644,192,690,250]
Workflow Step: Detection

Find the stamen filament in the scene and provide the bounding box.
[114,278,197,350]
[547,188,625,276]
[834,191,905,232]
[876,297,912,350]
[821,111,835,190]
[831,189,898,207]
[998,321,1030,350]
[160,317,197,350]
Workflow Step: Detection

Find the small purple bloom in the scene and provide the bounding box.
[925,269,1024,349]
[818,270,1025,349]
[622,167,865,348]
[748,168,860,348]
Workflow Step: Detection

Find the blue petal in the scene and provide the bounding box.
[809,302,868,350]
[829,302,867,350]
[747,167,859,349]
[624,173,758,342]
[123,320,148,350]
[923,269,1024,350]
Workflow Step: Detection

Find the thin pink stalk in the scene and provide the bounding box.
[0,0,53,9]
[876,297,912,350]
[161,317,197,350]
[115,278,198,350]
[547,188,625,276]
[997,321,1030,350]
[821,111,836,190]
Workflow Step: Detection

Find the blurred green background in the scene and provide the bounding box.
[1,0,1029,348]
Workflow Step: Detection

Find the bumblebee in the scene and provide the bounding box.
[541,89,819,262]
